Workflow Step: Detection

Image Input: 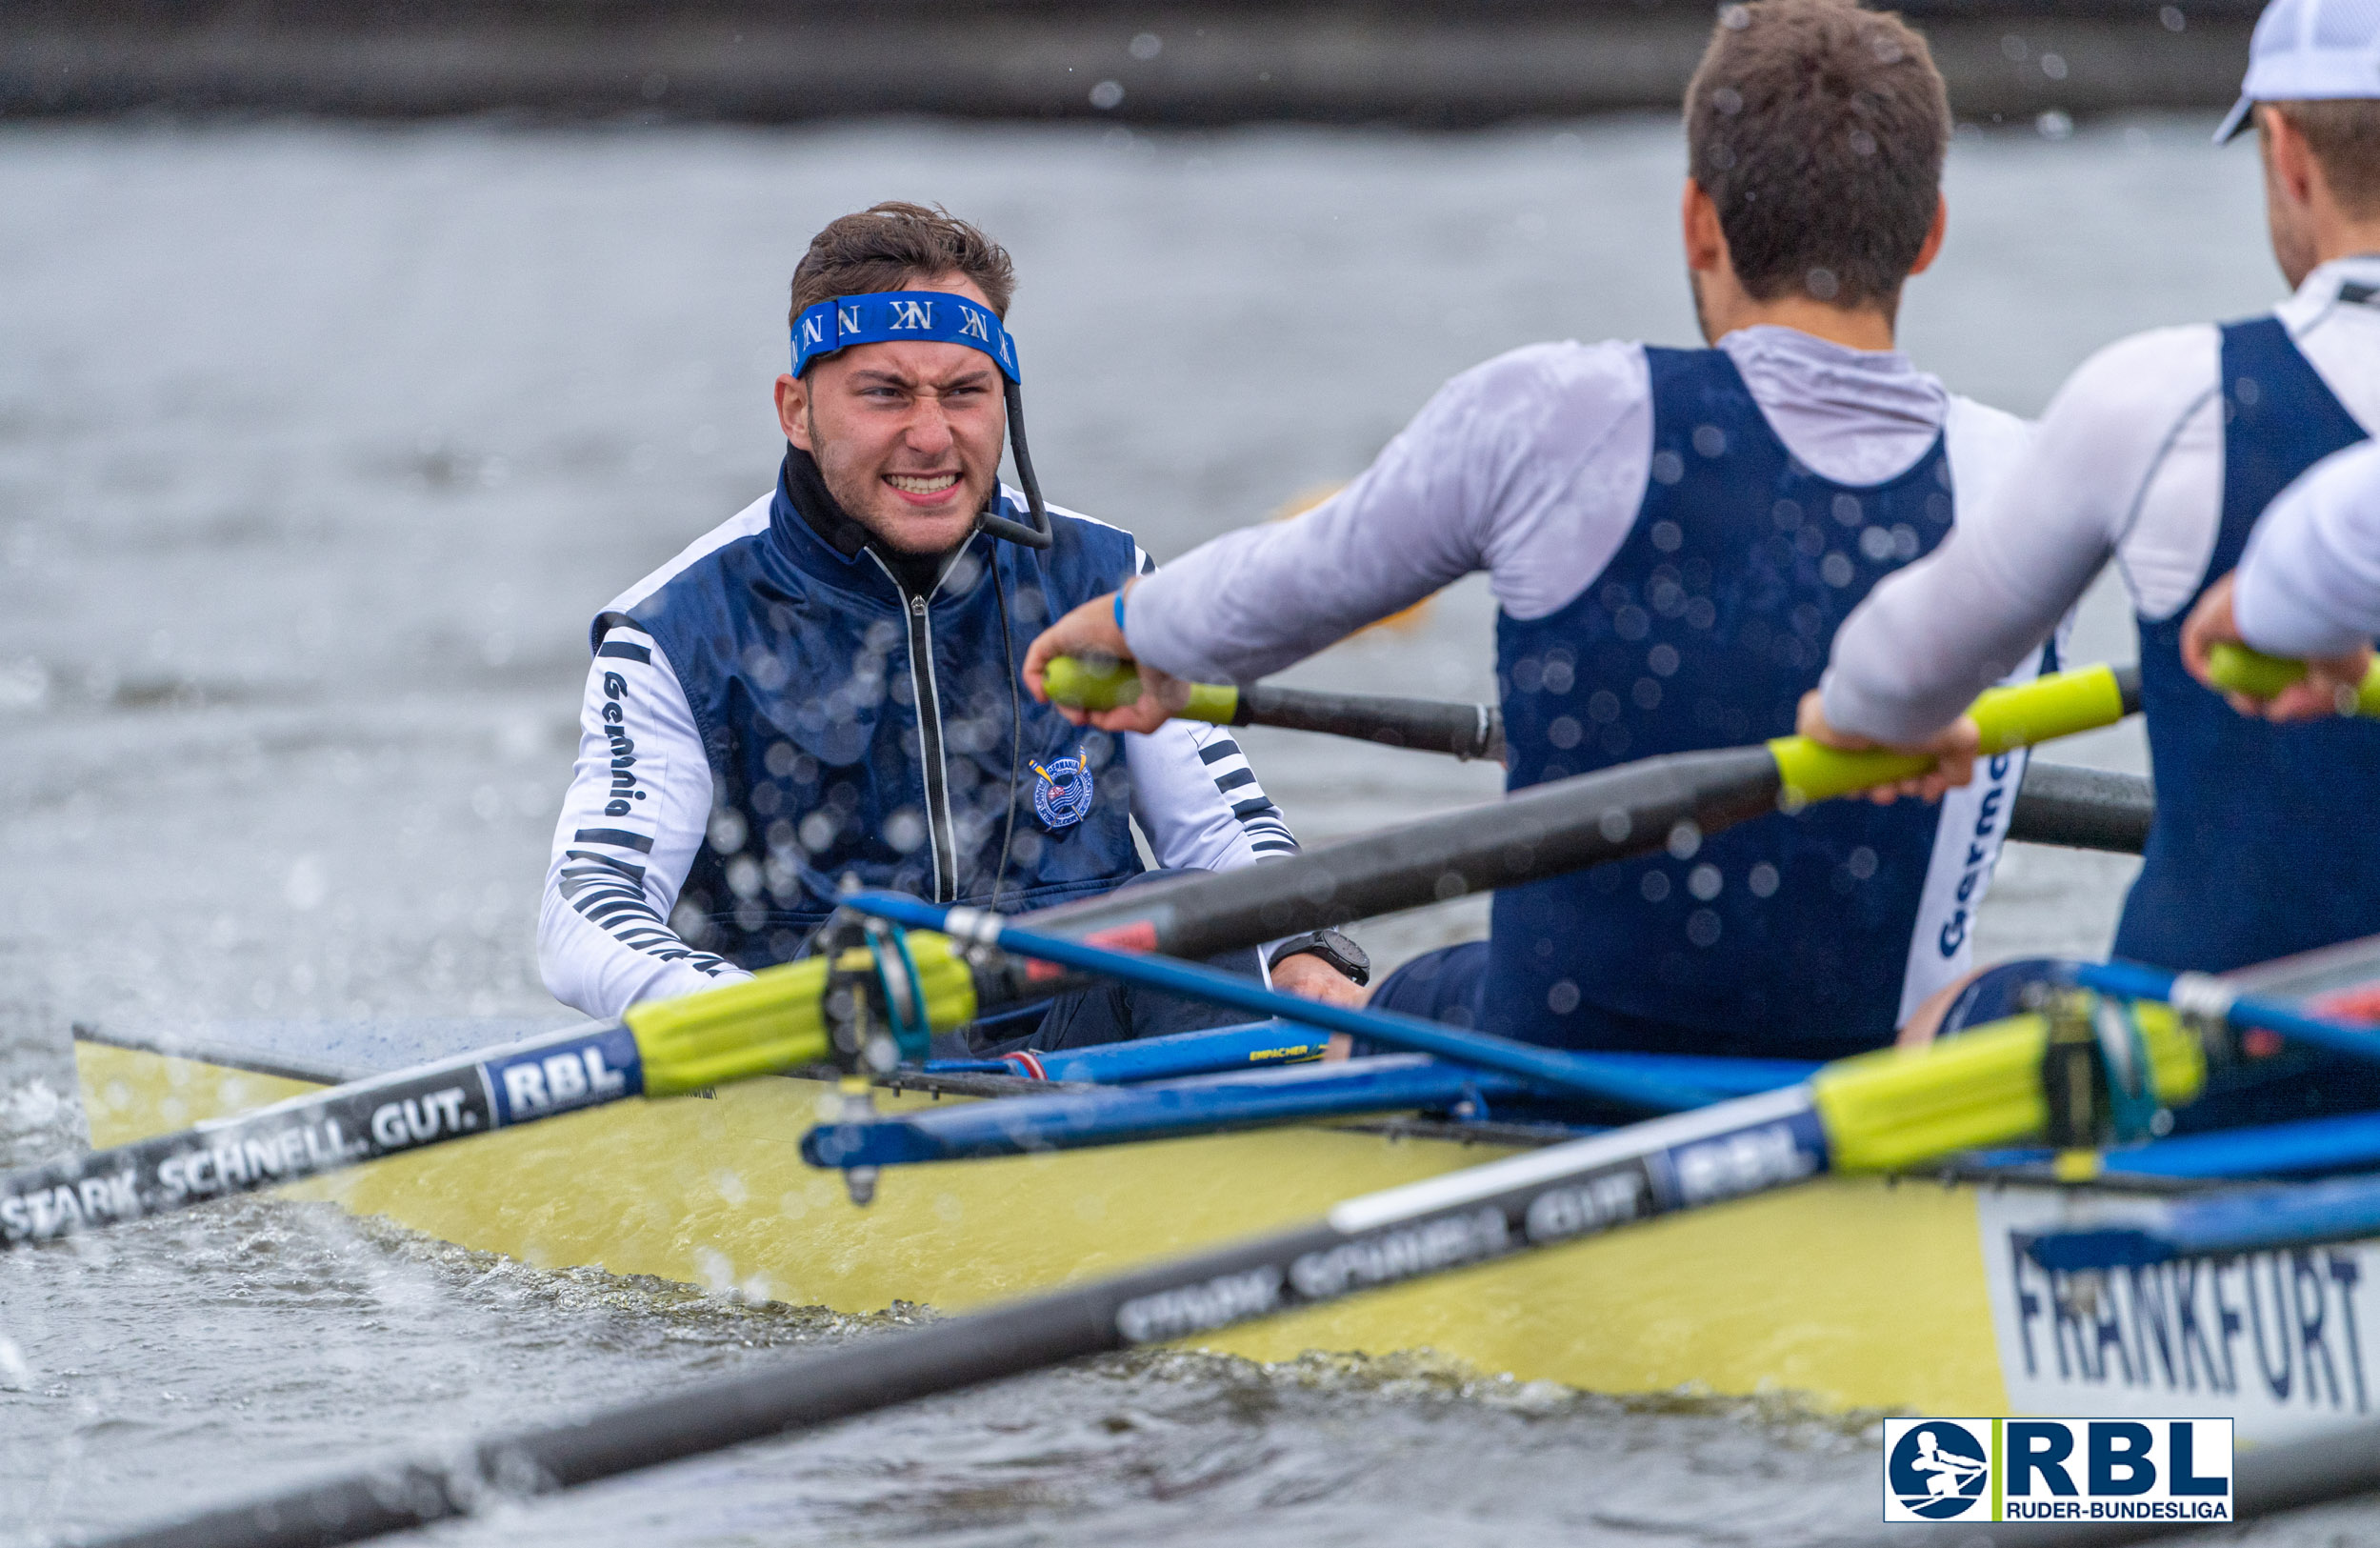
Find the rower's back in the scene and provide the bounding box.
[1477,0,2033,1060]
[1490,349,2030,1060]
[2122,287,2379,972]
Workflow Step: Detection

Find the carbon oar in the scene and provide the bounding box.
[0,939,978,1249]
[2009,762,2152,855]
[1044,654,1506,759]
[2206,641,2380,715]
[1025,662,2142,964]
[1049,653,2149,851]
[84,1006,2207,1548]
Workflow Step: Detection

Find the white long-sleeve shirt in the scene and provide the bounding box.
[540,493,1300,1020]
[1125,326,2023,684]
[1822,256,2380,742]
[2236,439,2380,658]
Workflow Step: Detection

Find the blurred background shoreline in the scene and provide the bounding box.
[9,1,2262,128]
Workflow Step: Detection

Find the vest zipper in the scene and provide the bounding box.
[875,558,961,903]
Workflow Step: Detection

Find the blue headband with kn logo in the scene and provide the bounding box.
[788,288,1047,548]
[790,291,1021,382]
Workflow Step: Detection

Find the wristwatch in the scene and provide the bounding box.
[1267,929,1370,987]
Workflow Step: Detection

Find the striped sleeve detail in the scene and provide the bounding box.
[553,679,731,976]
[573,828,654,853]
[1190,729,1298,856]
[555,841,731,975]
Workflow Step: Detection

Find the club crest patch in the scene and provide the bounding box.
[1030,752,1096,830]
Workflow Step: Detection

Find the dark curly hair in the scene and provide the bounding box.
[1686,0,1950,312]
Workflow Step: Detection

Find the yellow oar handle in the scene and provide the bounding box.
[1812,999,2203,1173]
[2206,642,2380,717]
[1766,663,2133,808]
[1043,654,1242,724]
[624,934,978,1096]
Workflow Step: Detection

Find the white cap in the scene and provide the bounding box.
[2217,0,2380,142]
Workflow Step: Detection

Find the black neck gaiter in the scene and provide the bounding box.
[782,448,957,600]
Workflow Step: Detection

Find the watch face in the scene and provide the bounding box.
[1273,930,1370,983]
[1320,931,1370,972]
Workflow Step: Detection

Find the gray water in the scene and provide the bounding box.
[0,115,2362,1544]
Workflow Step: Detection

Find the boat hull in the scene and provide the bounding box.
[70,1035,2380,1440]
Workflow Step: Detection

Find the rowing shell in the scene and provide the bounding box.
[67,976,2380,1447]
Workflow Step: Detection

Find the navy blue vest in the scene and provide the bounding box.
[2117,316,2379,973]
[622,469,1145,969]
[1484,347,1958,1059]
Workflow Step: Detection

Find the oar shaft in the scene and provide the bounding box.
[0,1020,643,1249]
[2073,959,2380,1068]
[2009,762,2152,854]
[1024,664,2137,964]
[1067,646,2146,851]
[0,935,957,1248]
[1235,682,1505,760]
[1029,743,1784,963]
[2028,1173,2380,1270]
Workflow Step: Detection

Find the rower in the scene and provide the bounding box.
[2181,438,2380,717]
[1023,0,2044,1062]
[1803,0,2380,1124]
[537,203,1366,1051]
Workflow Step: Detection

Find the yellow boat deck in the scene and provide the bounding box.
[75,1036,2010,1417]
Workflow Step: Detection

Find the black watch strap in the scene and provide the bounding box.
[1267,929,1370,987]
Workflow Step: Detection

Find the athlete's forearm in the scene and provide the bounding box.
[538,891,741,1019]
[1126,475,1480,685]
[1824,382,2131,742]
[2234,441,2380,658]
[1820,526,2076,741]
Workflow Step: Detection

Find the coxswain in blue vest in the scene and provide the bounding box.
[1806,0,2380,1126]
[1021,0,2044,1062]
[538,203,1368,1047]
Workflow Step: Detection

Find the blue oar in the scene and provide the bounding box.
[842,890,1717,1114]
[923,1019,1330,1083]
[1977,1108,2380,1182]
[2027,1174,2380,1270]
[923,1018,1813,1095]
[809,1055,1565,1167]
[2075,958,2380,1065]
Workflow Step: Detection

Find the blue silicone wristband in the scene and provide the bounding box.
[1112,590,1127,635]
